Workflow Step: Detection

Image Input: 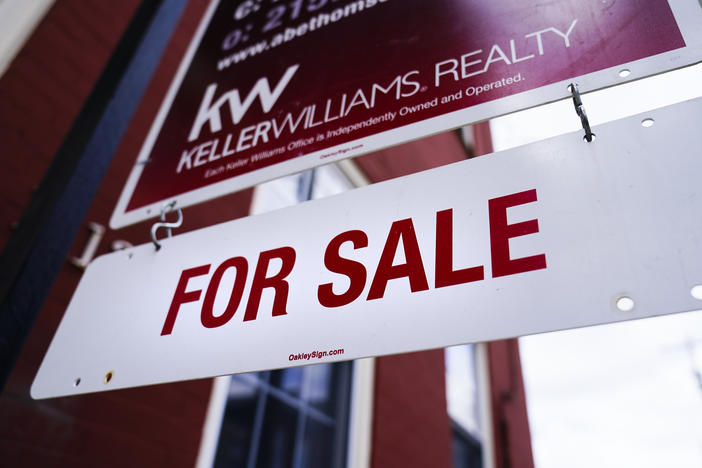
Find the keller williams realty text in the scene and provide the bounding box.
[175,19,577,174]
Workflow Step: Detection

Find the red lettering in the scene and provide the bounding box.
[244,247,296,321]
[201,256,248,328]
[435,209,484,287]
[367,218,429,300]
[161,264,211,336]
[318,230,368,308]
[488,189,546,277]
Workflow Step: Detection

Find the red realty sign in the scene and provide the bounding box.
[110,0,702,227]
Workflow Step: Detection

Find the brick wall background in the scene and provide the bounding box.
[0,2,253,466]
[0,1,532,466]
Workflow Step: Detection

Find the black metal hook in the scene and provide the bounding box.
[568,83,595,142]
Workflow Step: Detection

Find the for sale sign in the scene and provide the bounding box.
[110,0,702,228]
[36,98,702,398]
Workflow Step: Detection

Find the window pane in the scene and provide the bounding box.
[300,418,335,468]
[270,367,304,398]
[445,345,481,439]
[250,173,302,214]
[213,376,259,468]
[306,364,336,416]
[452,428,482,468]
[311,164,354,199]
[257,397,299,468]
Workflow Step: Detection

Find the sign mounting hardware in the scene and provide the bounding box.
[150,201,183,251]
[568,83,595,142]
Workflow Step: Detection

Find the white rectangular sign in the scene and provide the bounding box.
[34,97,702,399]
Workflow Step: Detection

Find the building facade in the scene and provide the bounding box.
[0,2,533,467]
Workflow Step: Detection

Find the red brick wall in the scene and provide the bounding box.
[0,1,253,466]
[473,122,534,468]
[355,131,468,183]
[0,2,143,251]
[487,340,534,468]
[371,350,454,468]
[0,2,533,466]
[363,124,535,468]
[358,131,469,468]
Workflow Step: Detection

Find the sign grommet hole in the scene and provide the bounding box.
[104,371,113,384]
[618,69,631,78]
[641,118,655,128]
[691,285,702,300]
[616,296,635,312]
[74,378,81,387]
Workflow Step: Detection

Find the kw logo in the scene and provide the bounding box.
[188,64,300,142]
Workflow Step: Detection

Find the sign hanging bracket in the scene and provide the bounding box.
[150,201,183,251]
[568,83,595,142]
